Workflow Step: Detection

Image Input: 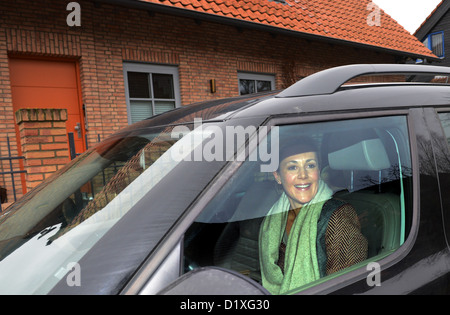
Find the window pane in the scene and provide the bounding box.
[439,112,450,146]
[130,100,153,124]
[124,63,180,122]
[127,72,150,98]
[239,79,255,95]
[154,100,175,115]
[152,73,174,99]
[183,116,412,294]
[256,80,272,92]
[438,112,450,247]
[431,33,444,57]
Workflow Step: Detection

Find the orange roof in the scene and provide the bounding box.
[140,0,436,59]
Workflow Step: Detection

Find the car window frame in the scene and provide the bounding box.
[254,110,420,294]
[122,109,421,295]
[265,109,420,294]
[435,107,450,248]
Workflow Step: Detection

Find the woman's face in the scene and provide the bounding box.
[273,151,320,209]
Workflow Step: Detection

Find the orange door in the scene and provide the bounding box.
[9,58,86,156]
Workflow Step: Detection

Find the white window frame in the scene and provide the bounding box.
[123,62,181,124]
[237,72,275,95]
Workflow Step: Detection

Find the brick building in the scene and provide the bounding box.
[0,0,437,207]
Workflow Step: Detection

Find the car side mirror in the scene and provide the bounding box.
[158,267,269,295]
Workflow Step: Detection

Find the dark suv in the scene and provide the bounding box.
[0,64,449,296]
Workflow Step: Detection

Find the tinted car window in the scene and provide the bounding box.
[439,113,450,147]
[183,115,413,294]
[438,112,450,244]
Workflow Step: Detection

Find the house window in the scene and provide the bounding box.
[238,72,275,95]
[423,31,445,58]
[124,63,181,124]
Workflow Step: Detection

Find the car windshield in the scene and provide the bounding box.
[0,121,210,294]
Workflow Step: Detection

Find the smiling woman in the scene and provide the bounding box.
[260,135,367,294]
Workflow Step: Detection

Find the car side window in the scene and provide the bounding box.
[439,112,450,148]
[437,112,450,239]
[182,116,413,294]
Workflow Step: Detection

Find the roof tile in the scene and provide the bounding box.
[142,0,435,58]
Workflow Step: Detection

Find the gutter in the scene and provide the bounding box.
[91,0,440,62]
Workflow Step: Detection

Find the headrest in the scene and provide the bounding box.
[328,138,391,171]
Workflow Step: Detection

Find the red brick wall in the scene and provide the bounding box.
[0,0,399,204]
[15,108,70,191]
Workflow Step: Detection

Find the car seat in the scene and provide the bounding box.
[327,136,402,258]
[333,190,401,257]
[213,180,280,282]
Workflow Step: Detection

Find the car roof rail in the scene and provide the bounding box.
[277,63,450,98]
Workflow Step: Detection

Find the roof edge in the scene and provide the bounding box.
[415,0,449,40]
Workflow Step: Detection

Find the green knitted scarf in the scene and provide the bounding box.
[259,180,332,294]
